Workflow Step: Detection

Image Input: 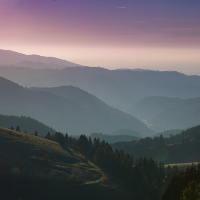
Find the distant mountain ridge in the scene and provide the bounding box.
[1,64,200,111]
[0,77,154,137]
[130,96,200,131]
[29,86,110,110]
[129,96,184,120]
[1,49,200,112]
[14,60,70,69]
[0,49,81,68]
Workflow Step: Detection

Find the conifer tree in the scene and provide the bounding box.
[181,181,200,200]
[34,131,38,136]
[16,126,21,132]
[45,132,51,140]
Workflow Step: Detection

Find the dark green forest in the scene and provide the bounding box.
[1,124,200,199]
[161,164,200,200]
[111,125,200,164]
[43,132,182,200]
[89,133,139,144]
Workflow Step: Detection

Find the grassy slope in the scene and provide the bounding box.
[0,127,135,200]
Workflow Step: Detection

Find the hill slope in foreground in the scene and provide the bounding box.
[0,127,134,200]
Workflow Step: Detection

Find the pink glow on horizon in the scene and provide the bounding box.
[1,0,200,47]
[0,0,200,74]
[1,45,200,75]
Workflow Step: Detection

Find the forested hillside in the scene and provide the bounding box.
[112,125,200,164]
[154,129,182,138]
[0,76,154,137]
[0,127,134,200]
[89,133,139,144]
[161,164,200,200]
[0,126,179,200]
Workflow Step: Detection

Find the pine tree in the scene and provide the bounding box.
[34,131,38,136]
[45,132,51,140]
[64,133,68,145]
[16,126,21,132]
[181,181,200,200]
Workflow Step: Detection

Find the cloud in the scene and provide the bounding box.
[154,18,200,22]
[134,21,145,23]
[117,7,126,9]
[162,27,200,31]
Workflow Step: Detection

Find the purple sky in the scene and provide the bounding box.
[1,0,200,74]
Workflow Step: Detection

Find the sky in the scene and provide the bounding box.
[1,0,200,74]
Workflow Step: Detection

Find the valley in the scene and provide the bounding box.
[0,50,200,200]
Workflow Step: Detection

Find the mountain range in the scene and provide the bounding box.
[1,49,200,132]
[130,96,200,131]
[1,49,200,112]
[0,49,81,68]
[2,65,200,112]
[0,76,154,137]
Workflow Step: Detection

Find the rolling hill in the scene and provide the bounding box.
[0,114,56,136]
[129,96,200,131]
[111,125,200,164]
[2,63,200,111]
[0,49,81,68]
[154,129,182,138]
[129,96,184,120]
[29,85,115,111]
[0,127,135,200]
[0,77,154,137]
[2,50,200,113]
[14,60,71,69]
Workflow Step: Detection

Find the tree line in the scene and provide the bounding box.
[44,132,181,200]
[9,126,186,199]
[0,114,56,136]
[161,164,200,200]
[111,125,200,164]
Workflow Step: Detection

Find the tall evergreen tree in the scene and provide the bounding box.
[34,131,38,136]
[45,132,51,140]
[64,133,68,145]
[16,126,21,132]
[181,181,200,200]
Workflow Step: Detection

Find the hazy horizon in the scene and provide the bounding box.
[1,0,200,75]
[1,47,200,76]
